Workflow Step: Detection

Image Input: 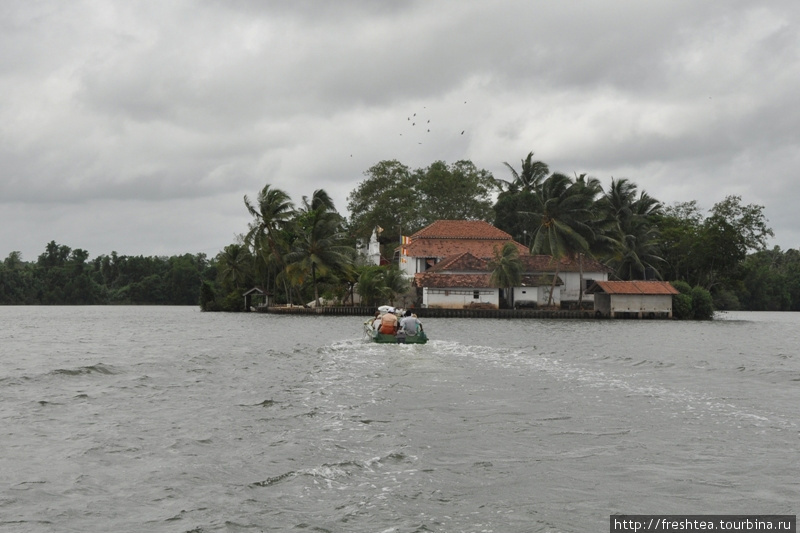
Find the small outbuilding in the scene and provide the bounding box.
[243,287,271,311]
[587,281,679,318]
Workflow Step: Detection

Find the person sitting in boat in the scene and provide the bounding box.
[379,309,399,334]
[369,311,382,331]
[399,310,422,335]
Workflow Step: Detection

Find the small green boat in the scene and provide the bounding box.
[364,323,428,344]
[373,330,428,344]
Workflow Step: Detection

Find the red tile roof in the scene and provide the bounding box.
[403,220,527,259]
[520,274,563,287]
[587,281,679,295]
[401,220,612,281]
[424,252,488,273]
[414,273,492,288]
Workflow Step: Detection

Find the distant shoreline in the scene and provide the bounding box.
[256,306,669,319]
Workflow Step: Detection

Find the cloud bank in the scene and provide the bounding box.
[1,1,798,260]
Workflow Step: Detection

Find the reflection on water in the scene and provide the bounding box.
[1,307,797,532]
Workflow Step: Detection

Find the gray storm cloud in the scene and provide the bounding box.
[1,0,798,260]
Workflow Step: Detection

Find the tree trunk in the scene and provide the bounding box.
[578,254,584,308]
[312,262,319,307]
[548,263,560,307]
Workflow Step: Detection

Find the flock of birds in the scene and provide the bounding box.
[399,101,469,145]
[349,100,470,158]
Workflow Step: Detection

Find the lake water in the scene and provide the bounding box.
[0,307,797,532]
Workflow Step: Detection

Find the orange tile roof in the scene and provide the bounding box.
[588,281,679,295]
[403,220,527,259]
[425,252,488,273]
[401,221,612,277]
[405,239,526,259]
[415,272,562,288]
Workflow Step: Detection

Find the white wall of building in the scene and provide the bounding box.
[398,253,418,277]
[512,286,560,306]
[423,288,499,309]
[558,272,608,303]
[609,294,673,315]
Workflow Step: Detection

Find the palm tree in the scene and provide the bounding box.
[489,242,523,308]
[244,184,295,300]
[244,185,294,254]
[284,189,352,306]
[501,151,550,192]
[355,265,386,308]
[337,261,360,306]
[382,264,411,306]
[599,178,664,280]
[355,264,410,307]
[614,224,664,280]
[524,172,603,305]
[217,243,251,291]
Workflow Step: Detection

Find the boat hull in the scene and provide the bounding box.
[372,331,428,344]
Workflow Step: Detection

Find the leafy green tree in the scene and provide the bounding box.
[347,159,498,246]
[3,251,24,270]
[0,252,36,304]
[346,160,419,244]
[493,188,537,245]
[655,201,705,284]
[199,280,219,311]
[658,196,773,294]
[414,160,498,224]
[690,286,714,319]
[37,241,71,269]
[1,242,207,306]
[669,280,714,319]
[780,249,800,311]
[165,254,204,305]
[699,195,773,289]
[736,247,794,311]
[672,297,693,319]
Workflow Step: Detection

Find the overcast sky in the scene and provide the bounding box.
[2,1,799,262]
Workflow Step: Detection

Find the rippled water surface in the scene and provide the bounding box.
[1,307,798,532]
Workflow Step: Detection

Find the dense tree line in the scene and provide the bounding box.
[491,152,775,314]
[201,187,412,311]
[0,242,211,305]
[4,152,797,313]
